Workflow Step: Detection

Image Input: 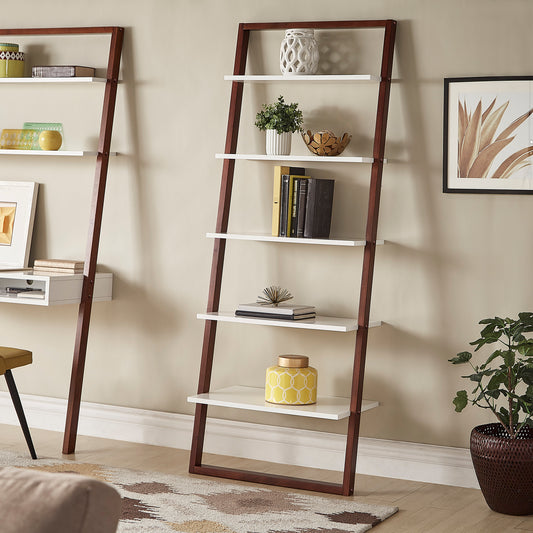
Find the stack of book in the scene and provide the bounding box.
[235,302,316,321]
[33,259,84,274]
[272,166,335,239]
[31,65,96,78]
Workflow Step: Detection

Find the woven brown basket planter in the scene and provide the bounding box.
[470,423,533,515]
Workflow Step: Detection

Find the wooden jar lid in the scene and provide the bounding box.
[278,355,309,368]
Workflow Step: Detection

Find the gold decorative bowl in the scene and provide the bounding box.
[302,129,352,156]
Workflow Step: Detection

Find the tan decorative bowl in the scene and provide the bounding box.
[302,129,352,156]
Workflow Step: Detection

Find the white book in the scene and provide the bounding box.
[237,302,316,315]
[16,290,45,299]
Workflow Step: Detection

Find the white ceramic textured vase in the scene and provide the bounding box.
[280,28,319,75]
[266,130,292,155]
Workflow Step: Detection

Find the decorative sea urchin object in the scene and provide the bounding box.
[257,286,293,306]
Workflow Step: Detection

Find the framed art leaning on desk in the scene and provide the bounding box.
[0,181,38,270]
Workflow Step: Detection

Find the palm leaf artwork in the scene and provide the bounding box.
[457,97,533,179]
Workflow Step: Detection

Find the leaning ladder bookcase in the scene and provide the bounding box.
[0,26,124,454]
[189,20,396,496]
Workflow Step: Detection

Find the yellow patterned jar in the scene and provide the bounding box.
[265,355,317,405]
[0,50,24,78]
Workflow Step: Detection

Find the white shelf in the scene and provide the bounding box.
[207,232,384,247]
[216,153,376,163]
[198,311,381,332]
[188,385,379,420]
[0,270,112,306]
[0,77,107,83]
[0,150,117,157]
[225,74,380,82]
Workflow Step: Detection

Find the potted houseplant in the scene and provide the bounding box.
[449,313,533,515]
[254,95,303,156]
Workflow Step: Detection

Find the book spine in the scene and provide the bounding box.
[235,310,316,320]
[304,178,335,239]
[296,179,308,238]
[287,176,298,237]
[31,66,95,77]
[274,167,305,237]
[33,267,83,273]
[33,259,84,269]
[271,166,288,236]
[279,175,290,237]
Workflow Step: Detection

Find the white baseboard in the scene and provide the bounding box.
[0,391,479,489]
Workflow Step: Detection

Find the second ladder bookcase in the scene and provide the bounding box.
[0,26,124,455]
[189,19,396,496]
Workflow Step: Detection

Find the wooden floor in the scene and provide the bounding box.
[2,423,533,532]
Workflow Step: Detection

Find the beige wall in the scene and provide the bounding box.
[1,0,532,450]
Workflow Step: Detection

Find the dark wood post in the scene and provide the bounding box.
[62,26,124,454]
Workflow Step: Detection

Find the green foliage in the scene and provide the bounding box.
[254,96,304,134]
[449,313,533,438]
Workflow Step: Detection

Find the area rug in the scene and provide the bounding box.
[0,451,398,533]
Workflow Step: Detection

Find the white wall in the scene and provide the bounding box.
[1,0,532,450]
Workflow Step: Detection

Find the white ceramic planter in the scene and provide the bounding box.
[266,130,292,155]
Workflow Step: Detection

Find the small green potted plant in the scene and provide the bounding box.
[255,95,303,156]
[449,313,533,515]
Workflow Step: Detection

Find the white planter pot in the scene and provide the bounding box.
[266,130,292,156]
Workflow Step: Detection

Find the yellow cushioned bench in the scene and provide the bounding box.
[0,347,37,459]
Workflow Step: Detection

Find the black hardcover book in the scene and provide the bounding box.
[296,178,308,238]
[304,178,335,239]
[279,174,290,237]
[235,310,316,320]
[289,178,300,237]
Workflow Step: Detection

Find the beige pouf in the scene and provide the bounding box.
[0,466,122,533]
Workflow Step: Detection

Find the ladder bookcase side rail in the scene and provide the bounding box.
[62,26,124,454]
[189,23,250,471]
[342,19,396,495]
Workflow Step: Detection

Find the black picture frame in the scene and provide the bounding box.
[443,76,533,194]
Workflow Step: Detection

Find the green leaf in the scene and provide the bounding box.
[480,323,497,337]
[521,368,533,386]
[449,352,472,364]
[470,333,502,351]
[499,406,511,426]
[487,371,506,390]
[484,350,503,366]
[503,350,515,367]
[518,341,533,357]
[453,390,468,412]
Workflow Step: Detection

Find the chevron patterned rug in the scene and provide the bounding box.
[0,451,398,533]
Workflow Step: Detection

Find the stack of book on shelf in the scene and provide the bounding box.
[31,65,96,78]
[235,302,316,321]
[33,259,84,274]
[272,165,335,239]
[3,287,45,300]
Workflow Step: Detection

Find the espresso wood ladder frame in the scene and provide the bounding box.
[0,26,124,454]
[189,20,396,496]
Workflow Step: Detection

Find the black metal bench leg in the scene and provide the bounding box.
[4,370,37,459]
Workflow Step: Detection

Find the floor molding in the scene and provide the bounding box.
[0,391,478,488]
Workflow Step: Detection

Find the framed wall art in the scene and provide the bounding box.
[443,76,533,194]
[0,181,38,269]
